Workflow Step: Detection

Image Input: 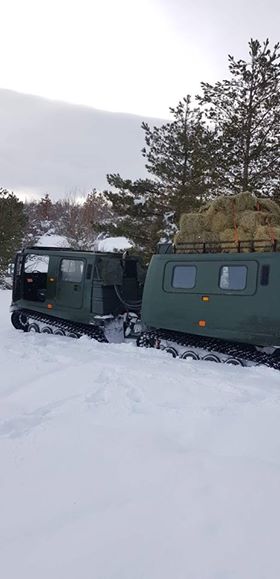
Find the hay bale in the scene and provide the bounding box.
[253,225,280,251]
[174,230,218,244]
[237,210,268,233]
[175,191,280,253]
[179,213,209,235]
[174,230,220,252]
[200,231,220,243]
[174,230,202,253]
[220,227,252,252]
[261,213,280,226]
[207,210,233,232]
[174,231,199,250]
[210,195,235,214]
[234,191,257,212]
[254,225,280,240]
[173,231,186,245]
[198,202,212,213]
[257,198,280,216]
[219,228,236,243]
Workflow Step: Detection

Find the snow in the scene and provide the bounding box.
[35,233,69,247]
[35,233,133,253]
[1,289,280,579]
[96,236,133,252]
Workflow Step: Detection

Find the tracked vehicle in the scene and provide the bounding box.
[10,241,280,370]
[138,240,280,371]
[11,247,146,342]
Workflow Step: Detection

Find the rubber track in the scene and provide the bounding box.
[138,328,280,371]
[21,308,108,343]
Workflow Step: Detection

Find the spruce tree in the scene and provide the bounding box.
[197,39,280,198]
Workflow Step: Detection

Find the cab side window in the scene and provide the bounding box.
[60,259,84,282]
[219,265,247,290]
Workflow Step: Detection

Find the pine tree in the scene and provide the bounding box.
[197,39,280,198]
[103,97,214,257]
[142,96,215,219]
[0,188,26,280]
[101,176,164,259]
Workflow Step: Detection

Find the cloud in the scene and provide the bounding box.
[0,89,164,200]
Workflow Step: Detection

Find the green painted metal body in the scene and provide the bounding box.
[11,247,145,325]
[141,251,280,347]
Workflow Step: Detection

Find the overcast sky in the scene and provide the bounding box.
[2,0,279,118]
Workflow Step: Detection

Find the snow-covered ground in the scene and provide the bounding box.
[1,290,280,579]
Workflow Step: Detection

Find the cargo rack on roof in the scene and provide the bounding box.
[25,246,126,254]
[157,239,279,254]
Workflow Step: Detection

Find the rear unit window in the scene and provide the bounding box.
[219,265,247,290]
[172,265,196,289]
[60,259,84,283]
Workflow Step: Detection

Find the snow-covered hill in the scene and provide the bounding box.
[1,290,280,579]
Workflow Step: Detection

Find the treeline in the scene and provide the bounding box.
[0,190,112,281]
[1,37,280,278]
[22,191,111,248]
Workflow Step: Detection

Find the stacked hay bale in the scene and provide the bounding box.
[175,191,280,252]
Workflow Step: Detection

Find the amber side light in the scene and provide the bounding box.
[47,304,53,310]
[202,296,209,302]
[198,320,206,327]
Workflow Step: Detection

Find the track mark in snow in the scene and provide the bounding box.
[0,396,80,438]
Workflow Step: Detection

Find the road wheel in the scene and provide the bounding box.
[28,323,40,333]
[164,346,178,358]
[202,353,221,363]
[54,329,65,336]
[180,350,199,360]
[224,357,244,366]
[41,326,53,334]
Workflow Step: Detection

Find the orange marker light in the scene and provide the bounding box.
[198,320,206,327]
[202,296,209,302]
[47,304,53,310]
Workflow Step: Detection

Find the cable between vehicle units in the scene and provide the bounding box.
[114,284,142,310]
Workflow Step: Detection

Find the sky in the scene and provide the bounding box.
[2,0,279,118]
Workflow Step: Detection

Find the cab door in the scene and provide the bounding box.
[56,257,85,309]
